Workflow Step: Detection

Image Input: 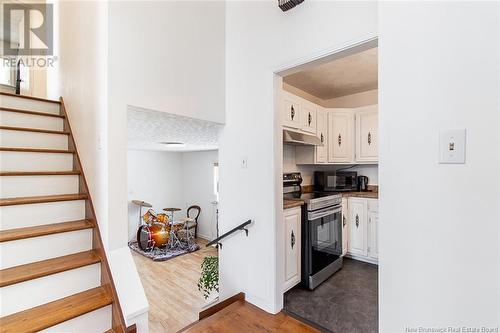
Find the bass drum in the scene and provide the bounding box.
[137,223,169,251]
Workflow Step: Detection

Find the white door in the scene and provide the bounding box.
[284,208,301,291]
[341,198,348,256]
[282,95,301,129]
[355,105,378,162]
[348,198,367,256]
[368,210,379,260]
[300,103,317,134]
[315,108,327,163]
[328,110,354,163]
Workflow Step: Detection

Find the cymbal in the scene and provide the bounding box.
[163,207,181,212]
[132,200,152,208]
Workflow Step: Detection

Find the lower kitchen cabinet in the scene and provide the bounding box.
[346,197,378,264]
[283,207,301,292]
[341,198,348,256]
[348,198,368,257]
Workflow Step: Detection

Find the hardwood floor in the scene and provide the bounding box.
[182,300,320,333]
[131,238,217,333]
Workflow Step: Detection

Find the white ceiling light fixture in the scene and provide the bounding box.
[159,141,185,147]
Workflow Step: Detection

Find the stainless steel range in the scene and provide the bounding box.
[283,172,343,290]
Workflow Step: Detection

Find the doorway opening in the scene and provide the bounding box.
[275,38,379,332]
[126,106,223,332]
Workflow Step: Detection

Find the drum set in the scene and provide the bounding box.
[132,200,195,251]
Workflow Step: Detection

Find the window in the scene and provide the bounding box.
[0,58,15,86]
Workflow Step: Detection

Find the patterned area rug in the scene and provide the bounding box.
[128,241,200,261]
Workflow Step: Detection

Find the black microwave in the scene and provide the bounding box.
[314,171,358,192]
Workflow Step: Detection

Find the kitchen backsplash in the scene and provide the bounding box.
[283,145,379,185]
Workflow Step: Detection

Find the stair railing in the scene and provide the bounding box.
[206,220,252,249]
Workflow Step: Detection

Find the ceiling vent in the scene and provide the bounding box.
[278,0,304,12]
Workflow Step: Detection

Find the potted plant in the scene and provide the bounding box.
[198,256,219,301]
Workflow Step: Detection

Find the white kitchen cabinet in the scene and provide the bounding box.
[368,210,379,260]
[282,94,301,129]
[315,108,327,163]
[347,198,367,257]
[367,199,378,260]
[355,105,378,163]
[300,103,317,134]
[341,197,348,256]
[327,110,355,163]
[345,197,378,264]
[283,207,301,292]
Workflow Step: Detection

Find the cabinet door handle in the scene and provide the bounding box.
[308,113,312,126]
[291,230,296,249]
[355,214,359,228]
[338,133,342,146]
[343,215,346,227]
[368,132,372,145]
[320,133,324,143]
[291,106,295,120]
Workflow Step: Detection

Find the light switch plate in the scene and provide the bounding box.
[439,129,466,164]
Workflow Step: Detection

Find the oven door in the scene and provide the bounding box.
[307,205,342,276]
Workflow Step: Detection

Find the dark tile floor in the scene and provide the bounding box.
[284,258,378,333]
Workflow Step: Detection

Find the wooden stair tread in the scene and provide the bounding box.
[0,193,88,206]
[0,219,94,242]
[0,286,113,333]
[0,147,74,154]
[0,250,101,287]
[0,106,65,118]
[0,171,80,176]
[0,126,70,135]
[0,92,61,104]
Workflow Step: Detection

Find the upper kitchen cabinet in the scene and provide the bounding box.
[315,108,327,163]
[300,102,317,134]
[328,110,355,163]
[355,105,378,163]
[282,92,301,129]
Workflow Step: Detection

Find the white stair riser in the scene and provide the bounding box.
[39,306,112,333]
[0,95,60,115]
[0,111,64,131]
[0,263,101,316]
[0,129,68,150]
[0,200,86,229]
[0,151,73,171]
[0,229,93,269]
[0,175,79,199]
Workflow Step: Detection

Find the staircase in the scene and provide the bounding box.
[0,92,134,333]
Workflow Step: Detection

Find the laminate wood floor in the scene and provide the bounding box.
[182,300,320,333]
[131,238,218,333]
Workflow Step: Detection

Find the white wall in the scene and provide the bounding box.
[221,1,377,313]
[379,2,499,331]
[127,150,219,242]
[283,144,379,185]
[107,1,225,250]
[47,0,109,245]
[127,150,184,241]
[182,151,219,241]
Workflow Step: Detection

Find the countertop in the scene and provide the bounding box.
[283,199,305,209]
[341,191,378,199]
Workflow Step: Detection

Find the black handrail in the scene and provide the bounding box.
[206,219,251,249]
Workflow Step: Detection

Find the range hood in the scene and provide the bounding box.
[283,129,323,146]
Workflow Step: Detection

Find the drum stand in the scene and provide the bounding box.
[164,208,182,249]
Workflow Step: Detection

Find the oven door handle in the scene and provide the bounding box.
[308,207,341,220]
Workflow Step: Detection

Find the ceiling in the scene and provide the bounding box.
[127,106,223,152]
[283,47,378,100]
